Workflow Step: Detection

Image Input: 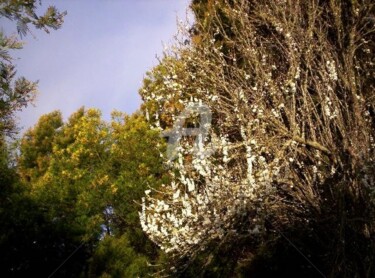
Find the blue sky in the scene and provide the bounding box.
[1,0,191,132]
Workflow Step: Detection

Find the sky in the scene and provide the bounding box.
[1,0,191,133]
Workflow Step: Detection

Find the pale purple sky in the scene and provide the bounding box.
[1,0,191,132]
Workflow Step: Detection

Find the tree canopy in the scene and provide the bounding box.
[0,0,374,277]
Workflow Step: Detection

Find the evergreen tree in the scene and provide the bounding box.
[0,0,66,135]
[88,112,168,277]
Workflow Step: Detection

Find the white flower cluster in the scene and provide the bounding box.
[326,60,338,81]
[323,95,339,120]
[139,89,275,255]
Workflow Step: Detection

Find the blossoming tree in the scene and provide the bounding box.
[139,0,374,274]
